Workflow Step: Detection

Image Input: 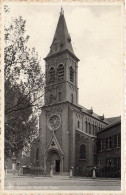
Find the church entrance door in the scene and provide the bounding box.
[55,160,60,172]
[46,150,61,174]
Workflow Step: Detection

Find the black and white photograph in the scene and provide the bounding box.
[2,1,124,193]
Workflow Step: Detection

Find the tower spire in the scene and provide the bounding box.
[60,6,64,15]
[45,7,79,62]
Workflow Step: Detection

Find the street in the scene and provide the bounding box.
[4,174,121,191]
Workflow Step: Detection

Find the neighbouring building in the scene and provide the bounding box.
[30,8,121,177]
[96,119,121,177]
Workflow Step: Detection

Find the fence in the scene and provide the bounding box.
[96,167,121,178]
[22,166,44,175]
[74,166,93,177]
[74,166,121,178]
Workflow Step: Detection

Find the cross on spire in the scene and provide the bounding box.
[60,6,64,15]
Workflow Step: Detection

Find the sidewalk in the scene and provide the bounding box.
[5,173,121,182]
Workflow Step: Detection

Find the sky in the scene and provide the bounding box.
[4,3,123,117]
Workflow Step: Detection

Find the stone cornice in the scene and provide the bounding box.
[44,49,79,62]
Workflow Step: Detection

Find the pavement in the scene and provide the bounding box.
[4,174,121,191]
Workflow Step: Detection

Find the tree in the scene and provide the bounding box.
[4,16,45,112]
[4,9,44,159]
[5,80,37,158]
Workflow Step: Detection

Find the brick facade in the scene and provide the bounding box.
[96,122,121,169]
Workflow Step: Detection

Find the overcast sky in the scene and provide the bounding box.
[4,3,123,117]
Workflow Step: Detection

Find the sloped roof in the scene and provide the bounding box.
[77,104,121,125]
[106,116,121,125]
[77,104,108,124]
[97,119,121,133]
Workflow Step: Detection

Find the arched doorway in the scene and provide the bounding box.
[46,150,61,174]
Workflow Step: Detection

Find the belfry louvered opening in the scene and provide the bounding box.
[70,66,74,82]
[50,67,55,81]
[57,64,64,80]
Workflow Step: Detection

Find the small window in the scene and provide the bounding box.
[109,137,112,148]
[87,123,90,134]
[106,137,112,149]
[70,66,74,82]
[49,67,55,81]
[114,157,121,168]
[57,64,64,80]
[80,144,86,159]
[114,134,121,148]
[50,94,53,104]
[95,125,97,134]
[92,124,94,135]
[78,121,80,129]
[97,139,104,152]
[106,158,112,166]
[58,92,62,102]
[97,140,100,152]
[85,121,87,133]
[101,140,104,151]
[97,158,102,166]
[71,94,73,103]
[89,123,91,134]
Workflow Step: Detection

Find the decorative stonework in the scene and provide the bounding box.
[44,104,63,114]
[48,114,61,131]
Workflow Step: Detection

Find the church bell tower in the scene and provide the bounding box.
[44,8,79,106]
[38,8,80,175]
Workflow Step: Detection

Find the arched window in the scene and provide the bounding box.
[80,144,86,159]
[77,121,80,129]
[87,123,89,134]
[57,64,64,80]
[49,67,55,81]
[92,124,94,135]
[36,148,39,161]
[89,123,91,134]
[71,94,73,103]
[70,66,74,82]
[50,94,53,104]
[95,125,97,135]
[85,121,87,133]
[58,92,62,102]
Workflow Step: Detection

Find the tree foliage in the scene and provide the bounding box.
[5,16,45,112]
[5,80,38,158]
[4,12,44,159]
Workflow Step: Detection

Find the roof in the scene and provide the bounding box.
[106,116,121,125]
[77,105,121,126]
[97,120,121,133]
[77,104,108,124]
[45,10,78,60]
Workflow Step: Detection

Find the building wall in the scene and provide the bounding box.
[75,129,96,168]
[68,104,107,169]
[5,154,30,170]
[96,122,121,169]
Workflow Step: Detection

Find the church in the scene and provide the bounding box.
[30,8,121,176]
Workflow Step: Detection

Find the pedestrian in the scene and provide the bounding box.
[50,165,53,177]
[70,166,73,178]
[5,166,7,176]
